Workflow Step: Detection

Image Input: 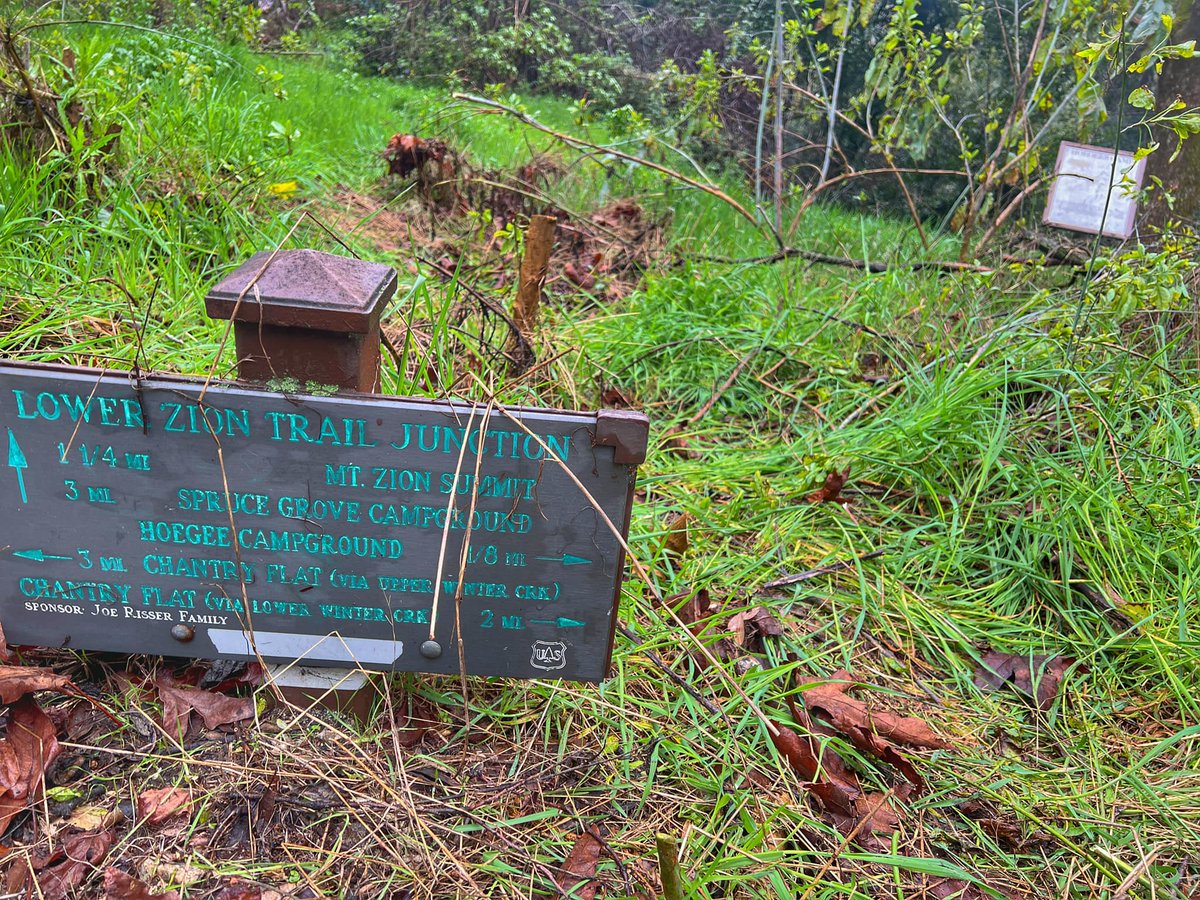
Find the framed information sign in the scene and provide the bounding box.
[0,362,646,682]
[1043,141,1146,239]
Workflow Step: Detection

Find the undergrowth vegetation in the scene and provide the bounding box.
[3,9,1200,900]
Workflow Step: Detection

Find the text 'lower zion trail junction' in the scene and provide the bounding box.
[0,362,646,682]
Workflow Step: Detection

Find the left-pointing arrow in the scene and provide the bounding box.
[13,549,73,563]
[6,429,27,504]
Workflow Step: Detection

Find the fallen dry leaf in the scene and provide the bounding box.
[137,787,191,825]
[662,512,692,562]
[66,804,110,831]
[804,671,950,750]
[32,829,113,900]
[155,674,253,738]
[212,878,264,899]
[769,722,858,814]
[661,587,715,628]
[203,662,264,695]
[104,867,181,900]
[141,859,205,887]
[807,466,851,504]
[800,671,948,797]
[0,666,71,704]
[556,825,603,900]
[727,607,783,653]
[391,693,441,749]
[769,723,904,847]
[600,386,634,408]
[660,424,699,460]
[771,673,948,847]
[0,623,11,664]
[973,650,1074,711]
[0,696,62,833]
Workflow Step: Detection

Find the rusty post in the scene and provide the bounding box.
[205,249,397,392]
[205,249,397,718]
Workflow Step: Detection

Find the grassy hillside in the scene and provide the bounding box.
[3,16,1200,900]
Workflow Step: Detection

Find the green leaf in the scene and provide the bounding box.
[1129,86,1155,109]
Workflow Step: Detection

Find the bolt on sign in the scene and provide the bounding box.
[1043,141,1147,239]
[0,362,647,682]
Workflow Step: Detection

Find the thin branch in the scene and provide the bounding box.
[452,93,771,242]
[695,246,992,274]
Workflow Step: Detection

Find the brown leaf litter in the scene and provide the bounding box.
[154,672,254,738]
[0,697,63,833]
[555,825,604,900]
[103,867,181,900]
[136,787,191,826]
[808,466,852,504]
[973,650,1076,711]
[770,670,950,847]
[5,827,113,899]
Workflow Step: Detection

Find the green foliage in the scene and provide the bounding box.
[341,1,637,108]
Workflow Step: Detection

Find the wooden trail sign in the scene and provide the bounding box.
[0,362,647,682]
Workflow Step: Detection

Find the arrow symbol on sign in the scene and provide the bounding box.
[528,617,586,628]
[535,554,591,566]
[12,549,73,563]
[6,429,27,505]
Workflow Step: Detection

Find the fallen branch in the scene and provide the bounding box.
[696,247,993,274]
[452,93,769,240]
[762,550,886,590]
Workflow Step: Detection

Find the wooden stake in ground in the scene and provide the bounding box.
[507,214,556,372]
[656,833,684,900]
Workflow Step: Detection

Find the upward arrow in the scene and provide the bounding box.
[6,430,27,505]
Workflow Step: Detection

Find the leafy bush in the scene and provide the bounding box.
[340,1,640,109]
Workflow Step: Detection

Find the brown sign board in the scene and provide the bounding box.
[0,362,647,682]
[1043,141,1146,239]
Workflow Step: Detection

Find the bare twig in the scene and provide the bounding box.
[452,93,769,240]
[761,550,886,590]
[695,247,991,274]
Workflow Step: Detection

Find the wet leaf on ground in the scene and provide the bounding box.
[555,825,603,900]
[808,467,851,503]
[11,828,114,899]
[137,787,191,826]
[973,651,1075,711]
[155,674,253,739]
[0,697,62,833]
[103,867,181,900]
[804,671,951,750]
[727,607,783,653]
[0,666,71,704]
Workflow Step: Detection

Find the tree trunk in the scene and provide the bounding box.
[1144,3,1200,228]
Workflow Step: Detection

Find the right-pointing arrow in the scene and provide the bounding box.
[529,617,586,628]
[535,553,592,567]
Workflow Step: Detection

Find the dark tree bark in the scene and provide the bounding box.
[1144,1,1200,228]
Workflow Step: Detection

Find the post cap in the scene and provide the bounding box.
[204,249,397,334]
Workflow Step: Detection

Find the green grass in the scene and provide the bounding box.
[4,11,1200,900]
